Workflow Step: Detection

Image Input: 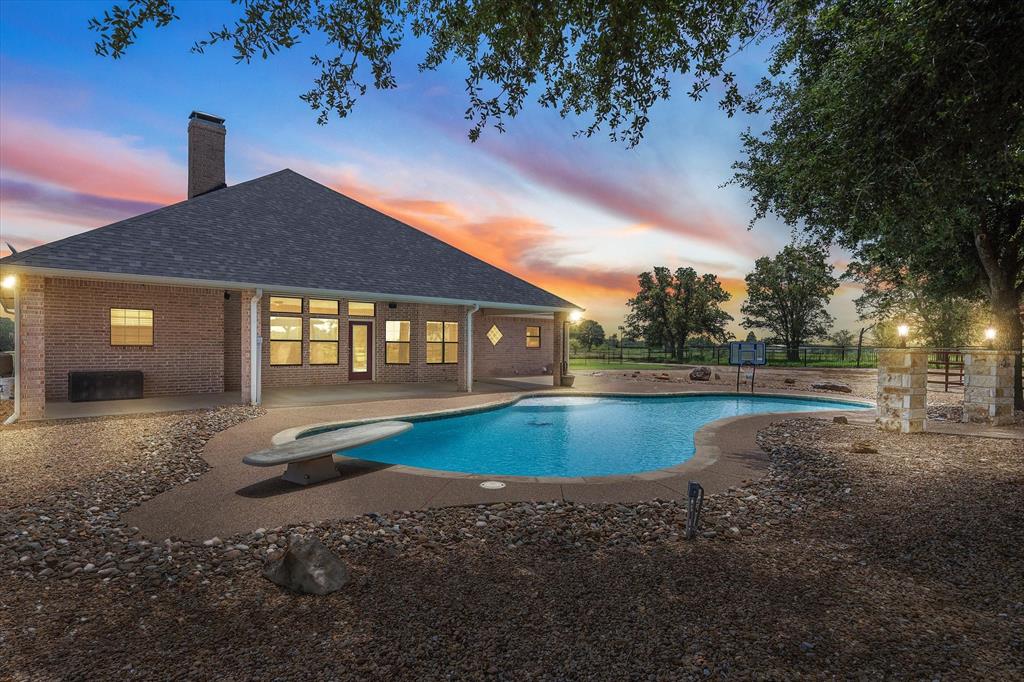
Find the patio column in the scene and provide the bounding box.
[239,289,261,405]
[876,348,928,433]
[962,350,1015,425]
[552,311,568,387]
[16,274,46,420]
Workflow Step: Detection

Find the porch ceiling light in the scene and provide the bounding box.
[486,324,502,346]
[569,310,583,323]
[0,274,15,289]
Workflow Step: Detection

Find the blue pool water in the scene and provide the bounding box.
[317,395,871,478]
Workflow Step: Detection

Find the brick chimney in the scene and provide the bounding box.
[188,111,226,199]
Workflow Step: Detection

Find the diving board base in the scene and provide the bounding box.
[282,456,341,485]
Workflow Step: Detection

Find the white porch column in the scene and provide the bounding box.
[239,289,262,405]
[458,304,478,392]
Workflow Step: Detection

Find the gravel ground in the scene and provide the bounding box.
[0,411,215,510]
[2,402,1021,679]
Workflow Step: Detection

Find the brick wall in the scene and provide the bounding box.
[472,314,553,377]
[17,275,46,419]
[43,278,225,400]
[223,293,241,391]
[239,290,255,402]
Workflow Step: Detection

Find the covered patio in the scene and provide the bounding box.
[41,378,556,420]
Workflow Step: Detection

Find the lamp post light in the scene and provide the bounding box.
[984,327,997,349]
[897,323,909,348]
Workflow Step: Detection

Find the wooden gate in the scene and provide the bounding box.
[927,349,964,391]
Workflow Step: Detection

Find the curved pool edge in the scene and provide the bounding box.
[267,389,875,484]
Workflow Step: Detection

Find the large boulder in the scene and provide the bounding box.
[689,366,712,381]
[810,380,853,393]
[263,535,350,595]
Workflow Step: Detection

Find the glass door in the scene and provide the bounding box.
[349,321,372,380]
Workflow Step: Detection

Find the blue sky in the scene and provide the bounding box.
[0,1,862,334]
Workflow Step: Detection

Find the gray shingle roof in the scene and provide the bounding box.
[1,169,577,310]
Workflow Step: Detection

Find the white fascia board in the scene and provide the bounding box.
[0,264,583,314]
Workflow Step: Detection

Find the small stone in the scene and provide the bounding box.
[810,380,853,393]
[203,537,223,547]
[850,441,879,454]
[832,415,848,424]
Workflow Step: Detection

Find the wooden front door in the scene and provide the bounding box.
[349,321,372,380]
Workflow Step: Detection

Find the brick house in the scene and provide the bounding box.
[0,112,579,421]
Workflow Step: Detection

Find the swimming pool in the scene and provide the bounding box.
[312,394,871,478]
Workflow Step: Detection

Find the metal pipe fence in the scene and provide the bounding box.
[570,344,880,368]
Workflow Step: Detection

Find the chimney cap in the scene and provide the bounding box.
[189,111,225,125]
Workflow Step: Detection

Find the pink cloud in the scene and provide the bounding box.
[0,116,182,205]
[488,141,756,253]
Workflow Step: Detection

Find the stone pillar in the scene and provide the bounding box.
[457,305,472,393]
[962,350,1015,425]
[239,289,256,404]
[17,274,46,420]
[552,312,568,387]
[876,348,928,433]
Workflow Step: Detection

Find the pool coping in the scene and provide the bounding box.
[267,389,875,485]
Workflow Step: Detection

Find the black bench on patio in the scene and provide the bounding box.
[68,370,144,402]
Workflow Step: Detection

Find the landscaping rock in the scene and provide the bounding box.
[810,380,853,393]
[850,441,879,454]
[262,535,350,595]
[689,366,712,381]
[833,416,849,424]
[784,377,797,385]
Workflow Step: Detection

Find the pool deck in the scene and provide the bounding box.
[125,384,872,540]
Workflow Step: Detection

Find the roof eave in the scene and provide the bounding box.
[0,263,583,314]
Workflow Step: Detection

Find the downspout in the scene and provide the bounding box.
[466,303,479,392]
[250,288,262,405]
[3,284,20,424]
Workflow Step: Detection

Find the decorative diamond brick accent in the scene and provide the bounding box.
[486,325,503,346]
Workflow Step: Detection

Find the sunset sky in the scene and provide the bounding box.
[0,1,863,336]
